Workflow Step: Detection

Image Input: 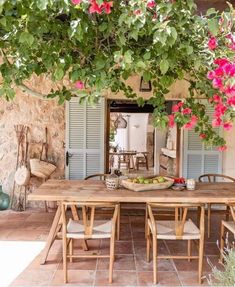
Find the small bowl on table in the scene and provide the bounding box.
[171,183,186,191]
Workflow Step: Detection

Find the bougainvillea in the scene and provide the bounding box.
[0,0,234,148]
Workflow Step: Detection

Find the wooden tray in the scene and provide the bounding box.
[122,177,174,192]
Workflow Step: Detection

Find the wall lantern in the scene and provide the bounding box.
[139,76,152,92]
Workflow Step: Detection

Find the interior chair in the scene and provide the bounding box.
[62,201,119,284]
[198,174,235,238]
[146,203,205,285]
[117,153,131,171]
[85,173,120,240]
[220,202,235,261]
[135,152,149,170]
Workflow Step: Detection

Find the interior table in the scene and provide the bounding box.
[28,179,235,264]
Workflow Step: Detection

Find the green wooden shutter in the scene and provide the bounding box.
[65,98,105,179]
[183,102,222,179]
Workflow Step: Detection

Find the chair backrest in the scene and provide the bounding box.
[84,173,109,180]
[62,201,119,236]
[198,174,235,183]
[147,203,205,238]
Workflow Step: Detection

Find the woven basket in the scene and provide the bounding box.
[30,158,56,179]
[14,166,30,186]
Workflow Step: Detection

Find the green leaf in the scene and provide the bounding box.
[37,0,48,10]
[160,59,169,75]
[143,71,151,82]
[170,27,177,40]
[143,52,151,60]
[186,46,193,55]
[19,31,34,46]
[208,18,219,36]
[124,50,133,64]
[54,68,64,81]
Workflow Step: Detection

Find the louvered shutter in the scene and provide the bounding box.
[183,101,222,180]
[65,98,105,179]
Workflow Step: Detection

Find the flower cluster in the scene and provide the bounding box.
[71,0,113,14]
[169,102,198,130]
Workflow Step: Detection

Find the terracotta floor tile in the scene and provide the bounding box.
[204,242,220,256]
[10,269,55,286]
[135,256,175,272]
[166,240,198,256]
[173,258,211,272]
[100,240,133,254]
[50,270,95,286]
[177,271,210,286]
[97,254,135,270]
[133,240,168,256]
[94,270,137,286]
[137,271,181,286]
[27,253,61,271]
[58,258,97,270]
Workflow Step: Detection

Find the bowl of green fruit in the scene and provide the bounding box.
[122,176,174,192]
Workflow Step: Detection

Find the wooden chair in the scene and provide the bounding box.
[220,202,235,261]
[62,201,119,284]
[198,174,235,238]
[85,173,120,240]
[118,154,131,171]
[146,203,205,285]
[135,152,149,170]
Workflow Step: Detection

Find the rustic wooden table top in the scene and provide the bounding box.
[28,179,235,204]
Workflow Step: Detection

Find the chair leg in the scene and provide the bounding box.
[109,236,115,284]
[198,237,204,285]
[188,240,191,262]
[63,237,68,283]
[116,204,120,240]
[220,222,225,262]
[152,236,157,284]
[69,239,73,263]
[146,224,150,262]
[145,206,148,239]
[226,205,230,221]
[207,203,211,238]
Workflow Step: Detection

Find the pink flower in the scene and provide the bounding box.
[75,80,84,89]
[133,9,141,15]
[182,108,192,115]
[214,58,229,67]
[168,114,175,128]
[214,103,227,118]
[208,37,218,50]
[223,122,233,131]
[224,63,235,77]
[147,0,156,8]
[207,71,215,80]
[214,67,224,77]
[178,102,184,108]
[89,0,102,14]
[102,1,113,14]
[212,94,222,103]
[212,78,223,89]
[199,133,207,139]
[217,145,227,152]
[224,85,235,97]
[172,104,179,113]
[184,115,198,129]
[71,0,82,4]
[227,96,235,106]
[212,117,222,127]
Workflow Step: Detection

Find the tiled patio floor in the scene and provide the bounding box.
[0,209,224,287]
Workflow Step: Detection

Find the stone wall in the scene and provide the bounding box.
[0,88,65,208]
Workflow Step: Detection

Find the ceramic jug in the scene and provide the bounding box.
[0,185,10,210]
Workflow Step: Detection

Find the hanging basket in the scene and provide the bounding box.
[30,159,56,179]
[114,114,127,129]
[14,165,30,186]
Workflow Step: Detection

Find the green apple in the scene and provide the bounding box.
[144,179,150,184]
[138,178,145,184]
[153,179,159,184]
[157,176,165,183]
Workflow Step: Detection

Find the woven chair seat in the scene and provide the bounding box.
[149,219,200,240]
[67,219,112,239]
[222,220,235,234]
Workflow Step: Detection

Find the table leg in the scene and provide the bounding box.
[40,204,62,264]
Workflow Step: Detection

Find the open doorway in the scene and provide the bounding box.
[106,100,180,177]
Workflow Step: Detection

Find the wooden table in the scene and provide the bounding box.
[28,179,235,264]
